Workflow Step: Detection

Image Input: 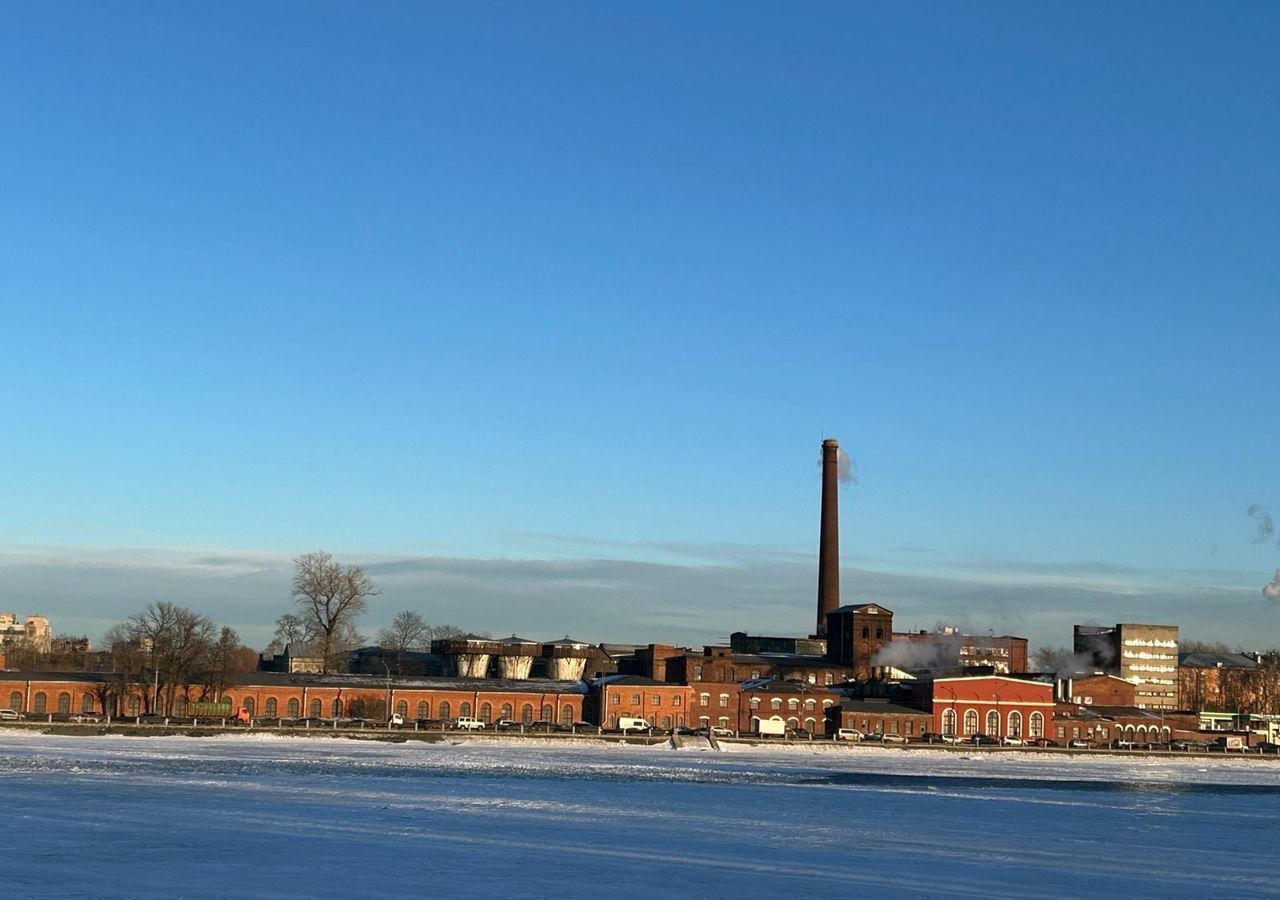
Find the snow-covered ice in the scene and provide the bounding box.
[1,731,1277,898]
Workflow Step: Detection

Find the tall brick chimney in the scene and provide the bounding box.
[816,438,840,635]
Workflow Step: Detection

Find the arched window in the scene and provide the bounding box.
[460,702,472,718]
[1162,726,1171,741]
[311,698,323,718]
[1029,711,1044,738]
[822,699,833,708]
[265,698,278,717]
[541,704,553,722]
[787,699,798,711]
[244,697,255,715]
[439,701,451,719]
[963,709,978,735]
[521,704,533,724]
[661,715,671,729]
[479,702,492,722]
[1008,710,1022,738]
[500,703,513,720]
[561,706,573,725]
[804,699,815,710]
[749,697,760,709]
[693,665,703,680]
[719,694,729,708]
[127,694,140,716]
[33,692,47,714]
[288,698,301,718]
[804,717,816,731]
[875,628,883,639]
[81,693,95,713]
[9,691,22,712]
[57,692,71,714]
[330,698,341,717]
[787,717,799,727]
[416,701,429,719]
[174,696,188,716]
[395,700,407,717]
[986,710,999,735]
[861,627,869,639]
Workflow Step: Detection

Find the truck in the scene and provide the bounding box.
[1214,735,1246,751]
[754,716,786,737]
[618,717,652,733]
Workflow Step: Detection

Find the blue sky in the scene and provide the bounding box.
[1,3,1277,650]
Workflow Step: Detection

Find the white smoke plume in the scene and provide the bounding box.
[1265,569,1280,602]
[871,633,962,670]
[1248,504,1276,545]
[836,447,856,485]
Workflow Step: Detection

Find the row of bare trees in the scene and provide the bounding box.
[103,602,257,715]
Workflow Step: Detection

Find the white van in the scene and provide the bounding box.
[454,717,486,730]
[618,717,652,732]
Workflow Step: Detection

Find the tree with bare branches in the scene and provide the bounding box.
[377,610,430,674]
[291,551,379,673]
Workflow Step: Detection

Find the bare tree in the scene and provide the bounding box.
[126,602,217,715]
[205,626,256,702]
[266,613,315,655]
[429,624,467,641]
[377,610,430,674]
[291,551,379,673]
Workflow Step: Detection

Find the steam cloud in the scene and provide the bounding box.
[1265,569,1280,602]
[871,633,962,670]
[836,447,856,485]
[1248,504,1276,544]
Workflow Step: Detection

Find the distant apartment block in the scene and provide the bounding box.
[1074,623,1179,709]
[0,614,51,654]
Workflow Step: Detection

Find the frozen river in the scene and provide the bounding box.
[0,731,1277,898]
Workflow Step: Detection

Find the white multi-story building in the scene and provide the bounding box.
[1074,623,1179,709]
[0,614,52,655]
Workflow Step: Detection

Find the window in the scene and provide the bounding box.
[127,694,140,716]
[81,693,94,713]
[244,697,255,715]
[787,699,798,711]
[861,627,869,639]
[807,673,816,684]
[942,709,957,736]
[9,691,21,712]
[460,702,472,717]
[824,673,833,685]
[804,700,815,710]
[986,710,999,735]
[610,694,620,705]
[57,692,71,714]
[662,715,671,729]
[415,700,428,719]
[1057,726,1065,738]
[750,671,760,680]
[750,698,760,709]
[963,709,978,735]
[331,698,342,717]
[771,699,781,710]
[500,703,513,720]
[561,706,573,725]
[875,628,883,639]
[1008,711,1022,738]
[265,698,278,716]
[876,719,884,732]
[289,698,301,718]
[700,693,710,706]
[651,694,661,706]
[541,704,553,722]
[1029,712,1044,738]
[631,694,640,705]
[822,699,833,707]
[395,700,407,717]
[673,696,681,706]
[1072,726,1080,738]
[480,703,492,722]
[719,694,729,708]
[521,704,533,724]
[439,701,451,719]
[888,720,898,734]
[693,665,703,680]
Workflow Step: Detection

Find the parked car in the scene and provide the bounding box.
[136,714,166,725]
[709,726,735,738]
[862,732,884,742]
[918,731,944,744]
[1068,739,1091,748]
[0,709,20,721]
[416,718,448,729]
[1000,736,1025,746]
[296,717,328,727]
[492,718,519,730]
[454,717,486,731]
[969,734,999,746]
[526,721,558,733]
[70,713,102,723]
[1027,738,1059,748]
[787,728,811,739]
[881,733,907,744]
[1256,742,1279,753]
